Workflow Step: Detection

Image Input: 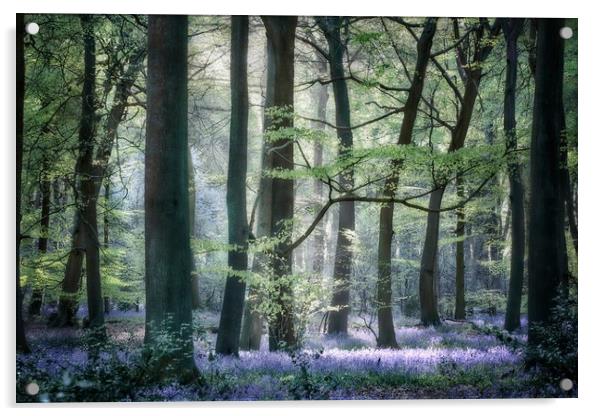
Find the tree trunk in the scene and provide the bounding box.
[527,18,566,348]
[216,16,250,356]
[375,18,436,345]
[419,187,444,326]
[16,13,30,353]
[189,149,202,309]
[317,17,355,336]
[103,180,110,247]
[454,176,466,320]
[261,16,298,351]
[144,14,196,378]
[29,159,51,316]
[311,57,329,275]
[240,41,272,351]
[502,19,526,332]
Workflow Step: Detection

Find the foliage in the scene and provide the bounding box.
[525,292,578,382]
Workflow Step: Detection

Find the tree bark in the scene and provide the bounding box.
[216,15,250,356]
[144,14,196,378]
[261,16,298,351]
[527,18,566,348]
[419,187,445,326]
[502,18,526,332]
[317,17,355,336]
[16,13,30,353]
[376,18,436,345]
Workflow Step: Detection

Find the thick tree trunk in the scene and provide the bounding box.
[261,16,298,351]
[16,13,30,353]
[216,16,250,356]
[527,18,566,348]
[419,187,445,326]
[502,19,526,332]
[144,14,196,378]
[375,18,436,345]
[317,17,355,336]
[454,176,466,320]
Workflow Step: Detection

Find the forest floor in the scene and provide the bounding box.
[16,310,575,402]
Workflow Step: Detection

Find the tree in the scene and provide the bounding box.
[55,17,146,328]
[16,13,30,354]
[28,159,51,316]
[144,14,196,378]
[311,54,329,276]
[240,39,272,352]
[53,15,106,331]
[502,18,526,332]
[261,16,298,351]
[189,148,202,310]
[419,19,501,326]
[527,18,566,348]
[375,18,437,347]
[454,175,466,320]
[216,15,250,356]
[316,16,355,336]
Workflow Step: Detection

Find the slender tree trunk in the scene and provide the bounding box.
[103,180,110,248]
[16,13,30,353]
[454,176,466,320]
[144,15,196,379]
[502,18,526,332]
[216,16,250,356]
[317,17,355,336]
[29,159,51,316]
[311,58,329,275]
[374,18,436,340]
[189,149,202,309]
[261,16,298,351]
[240,42,272,351]
[527,18,566,348]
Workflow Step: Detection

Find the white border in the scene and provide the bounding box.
[1,1,599,415]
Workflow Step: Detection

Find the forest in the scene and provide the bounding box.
[16,14,577,401]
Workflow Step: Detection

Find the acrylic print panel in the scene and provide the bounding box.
[16,14,577,402]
